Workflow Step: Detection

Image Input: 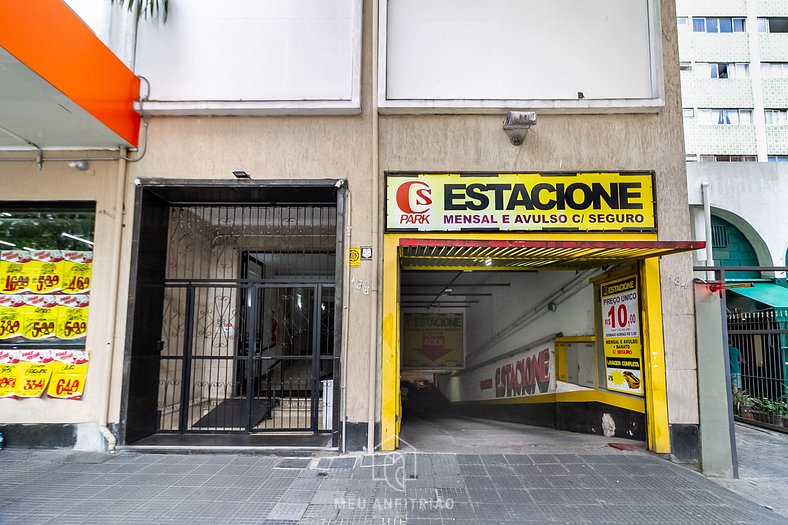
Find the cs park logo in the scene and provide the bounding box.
[395,180,432,225]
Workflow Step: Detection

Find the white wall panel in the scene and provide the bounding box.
[384,0,657,106]
[135,0,360,108]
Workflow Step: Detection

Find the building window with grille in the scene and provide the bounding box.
[761,63,788,78]
[695,62,748,79]
[711,225,728,248]
[697,109,753,125]
[699,155,757,162]
[758,18,788,33]
[693,17,746,33]
[764,110,788,125]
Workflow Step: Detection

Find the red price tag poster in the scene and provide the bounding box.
[600,275,643,396]
[0,350,20,398]
[21,295,59,340]
[47,350,89,399]
[61,252,92,294]
[0,251,32,295]
[56,295,89,340]
[24,250,64,294]
[14,350,54,398]
[0,295,25,340]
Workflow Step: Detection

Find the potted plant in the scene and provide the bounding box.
[750,397,771,423]
[774,401,788,427]
[732,389,754,420]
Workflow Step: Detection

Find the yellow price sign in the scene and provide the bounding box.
[47,351,89,399]
[0,358,19,398]
[15,351,54,398]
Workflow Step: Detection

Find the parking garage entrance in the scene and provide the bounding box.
[380,172,703,454]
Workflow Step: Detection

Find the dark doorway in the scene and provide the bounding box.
[121,181,342,446]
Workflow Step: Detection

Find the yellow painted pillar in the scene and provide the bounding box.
[640,258,671,454]
[380,235,400,450]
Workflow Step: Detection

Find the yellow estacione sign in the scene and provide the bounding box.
[386,172,655,232]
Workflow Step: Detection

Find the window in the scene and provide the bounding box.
[699,155,757,162]
[711,225,728,248]
[697,109,753,125]
[768,156,788,162]
[693,17,746,33]
[0,205,94,349]
[765,110,788,125]
[761,63,788,78]
[683,108,695,118]
[758,18,788,33]
[695,62,748,79]
[677,17,689,27]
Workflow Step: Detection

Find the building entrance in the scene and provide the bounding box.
[121,182,343,447]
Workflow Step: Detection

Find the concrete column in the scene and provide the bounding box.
[694,282,737,478]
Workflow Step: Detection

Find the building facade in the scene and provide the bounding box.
[677,0,788,277]
[1,0,707,464]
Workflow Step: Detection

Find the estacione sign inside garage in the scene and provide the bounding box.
[386,172,655,232]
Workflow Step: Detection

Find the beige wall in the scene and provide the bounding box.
[1,0,698,439]
[0,157,122,428]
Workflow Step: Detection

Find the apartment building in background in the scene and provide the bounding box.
[678,0,788,285]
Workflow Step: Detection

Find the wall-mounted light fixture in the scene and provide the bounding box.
[67,160,89,171]
[502,111,537,146]
[232,170,251,179]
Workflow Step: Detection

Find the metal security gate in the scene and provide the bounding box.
[154,204,338,435]
[728,309,788,427]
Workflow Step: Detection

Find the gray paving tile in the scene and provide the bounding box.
[455,454,483,465]
[267,502,308,520]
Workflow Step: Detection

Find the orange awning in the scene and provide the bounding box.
[0,0,140,149]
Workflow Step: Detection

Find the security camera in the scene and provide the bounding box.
[502,111,537,146]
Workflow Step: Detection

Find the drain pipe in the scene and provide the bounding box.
[701,181,714,280]
[97,149,129,453]
[341,189,352,453]
[367,0,381,454]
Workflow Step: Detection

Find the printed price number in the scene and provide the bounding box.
[35,274,60,291]
[31,320,55,338]
[0,318,21,336]
[3,275,29,292]
[606,304,637,329]
[65,276,90,292]
[0,376,16,388]
[63,320,87,337]
[23,378,46,391]
[55,378,81,396]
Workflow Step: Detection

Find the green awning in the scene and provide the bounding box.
[728,283,788,309]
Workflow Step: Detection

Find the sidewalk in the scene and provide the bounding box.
[710,422,788,518]
[1,445,786,524]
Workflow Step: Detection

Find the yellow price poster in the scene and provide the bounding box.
[61,251,92,294]
[0,351,20,398]
[0,251,30,294]
[0,296,25,340]
[47,351,89,399]
[21,295,59,340]
[15,350,54,398]
[24,250,63,294]
[56,295,90,340]
[600,275,643,396]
